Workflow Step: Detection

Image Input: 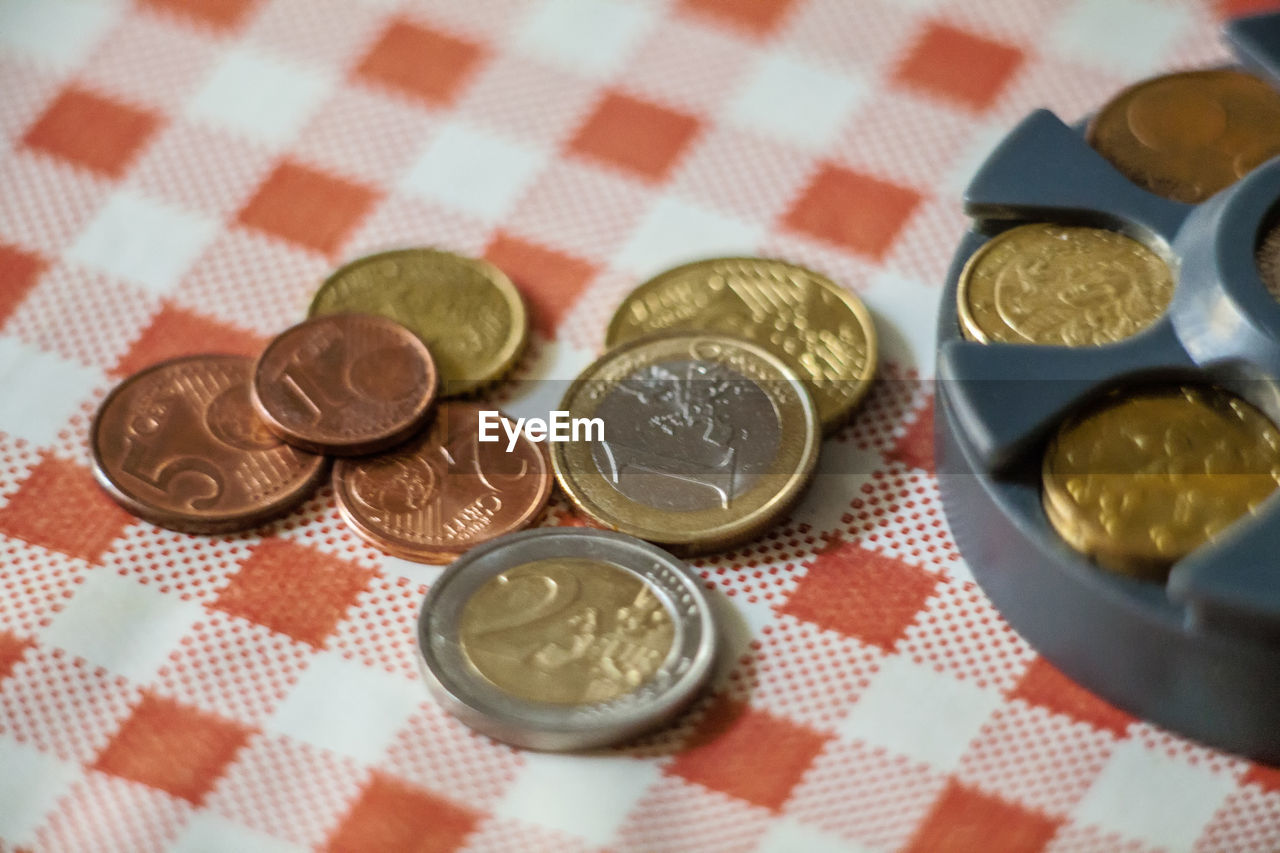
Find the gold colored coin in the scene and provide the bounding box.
[957,224,1173,346]
[458,558,675,705]
[309,249,527,397]
[1086,69,1280,204]
[1042,386,1280,579]
[604,257,877,432]
[553,332,821,554]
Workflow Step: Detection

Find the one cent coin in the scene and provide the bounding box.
[1086,69,1280,204]
[251,313,437,456]
[1260,217,1280,301]
[552,332,821,554]
[957,223,1174,346]
[91,355,328,533]
[416,527,717,750]
[333,402,552,563]
[309,249,528,397]
[1042,385,1280,579]
[605,257,877,432]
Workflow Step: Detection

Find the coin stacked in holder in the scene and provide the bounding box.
[90,248,877,749]
[952,65,1280,581]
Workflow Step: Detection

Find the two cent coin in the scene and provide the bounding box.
[553,332,821,553]
[91,355,327,533]
[251,313,437,456]
[333,403,552,563]
[417,527,716,750]
[1087,69,1280,204]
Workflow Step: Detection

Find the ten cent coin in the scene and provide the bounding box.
[1086,69,1280,204]
[1042,385,1280,579]
[310,249,527,397]
[333,403,552,563]
[605,258,877,432]
[251,314,437,456]
[552,332,821,554]
[957,224,1174,346]
[91,355,328,533]
[416,527,717,750]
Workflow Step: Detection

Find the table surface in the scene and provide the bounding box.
[2,0,1278,851]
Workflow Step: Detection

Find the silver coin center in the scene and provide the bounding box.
[588,359,782,512]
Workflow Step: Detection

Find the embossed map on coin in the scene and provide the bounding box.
[589,360,780,513]
[459,558,675,705]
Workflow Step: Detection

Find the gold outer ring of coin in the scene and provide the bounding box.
[955,223,1174,346]
[603,257,877,433]
[1041,386,1280,579]
[552,330,822,554]
[308,248,528,397]
[1085,69,1280,204]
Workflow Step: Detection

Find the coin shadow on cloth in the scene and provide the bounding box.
[600,584,753,759]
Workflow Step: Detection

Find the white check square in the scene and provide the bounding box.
[727,54,868,151]
[402,123,546,221]
[517,0,657,76]
[187,47,334,148]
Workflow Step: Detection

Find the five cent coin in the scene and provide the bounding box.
[416,527,717,750]
[1042,385,1280,579]
[310,249,528,397]
[553,332,821,554]
[1087,69,1280,204]
[958,223,1174,346]
[605,257,877,432]
[251,314,437,456]
[333,403,552,563]
[91,355,328,533]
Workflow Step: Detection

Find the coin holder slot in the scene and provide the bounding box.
[935,13,1280,760]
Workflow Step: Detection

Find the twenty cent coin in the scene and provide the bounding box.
[310,248,527,397]
[1087,69,1280,204]
[416,527,717,750]
[333,403,552,563]
[91,355,327,533]
[1042,385,1280,579]
[251,314,437,456]
[957,224,1173,346]
[553,332,821,554]
[605,257,876,432]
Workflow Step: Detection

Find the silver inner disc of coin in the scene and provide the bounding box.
[416,527,716,751]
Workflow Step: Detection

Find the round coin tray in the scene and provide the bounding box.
[935,12,1280,762]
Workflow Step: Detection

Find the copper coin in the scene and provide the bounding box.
[333,403,552,563]
[1086,69,1280,204]
[251,314,437,456]
[91,355,328,533]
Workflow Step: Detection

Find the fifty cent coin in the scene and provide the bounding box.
[251,314,437,456]
[310,249,527,397]
[1087,69,1280,204]
[333,403,552,563]
[605,257,876,432]
[417,527,717,750]
[553,332,821,554]
[91,355,328,533]
[1042,385,1280,579]
[957,223,1173,346]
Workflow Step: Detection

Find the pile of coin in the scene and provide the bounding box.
[953,66,1280,579]
[90,249,877,748]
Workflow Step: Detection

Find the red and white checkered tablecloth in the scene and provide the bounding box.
[2,0,1279,850]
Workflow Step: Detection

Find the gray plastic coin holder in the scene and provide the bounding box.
[935,12,1280,762]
